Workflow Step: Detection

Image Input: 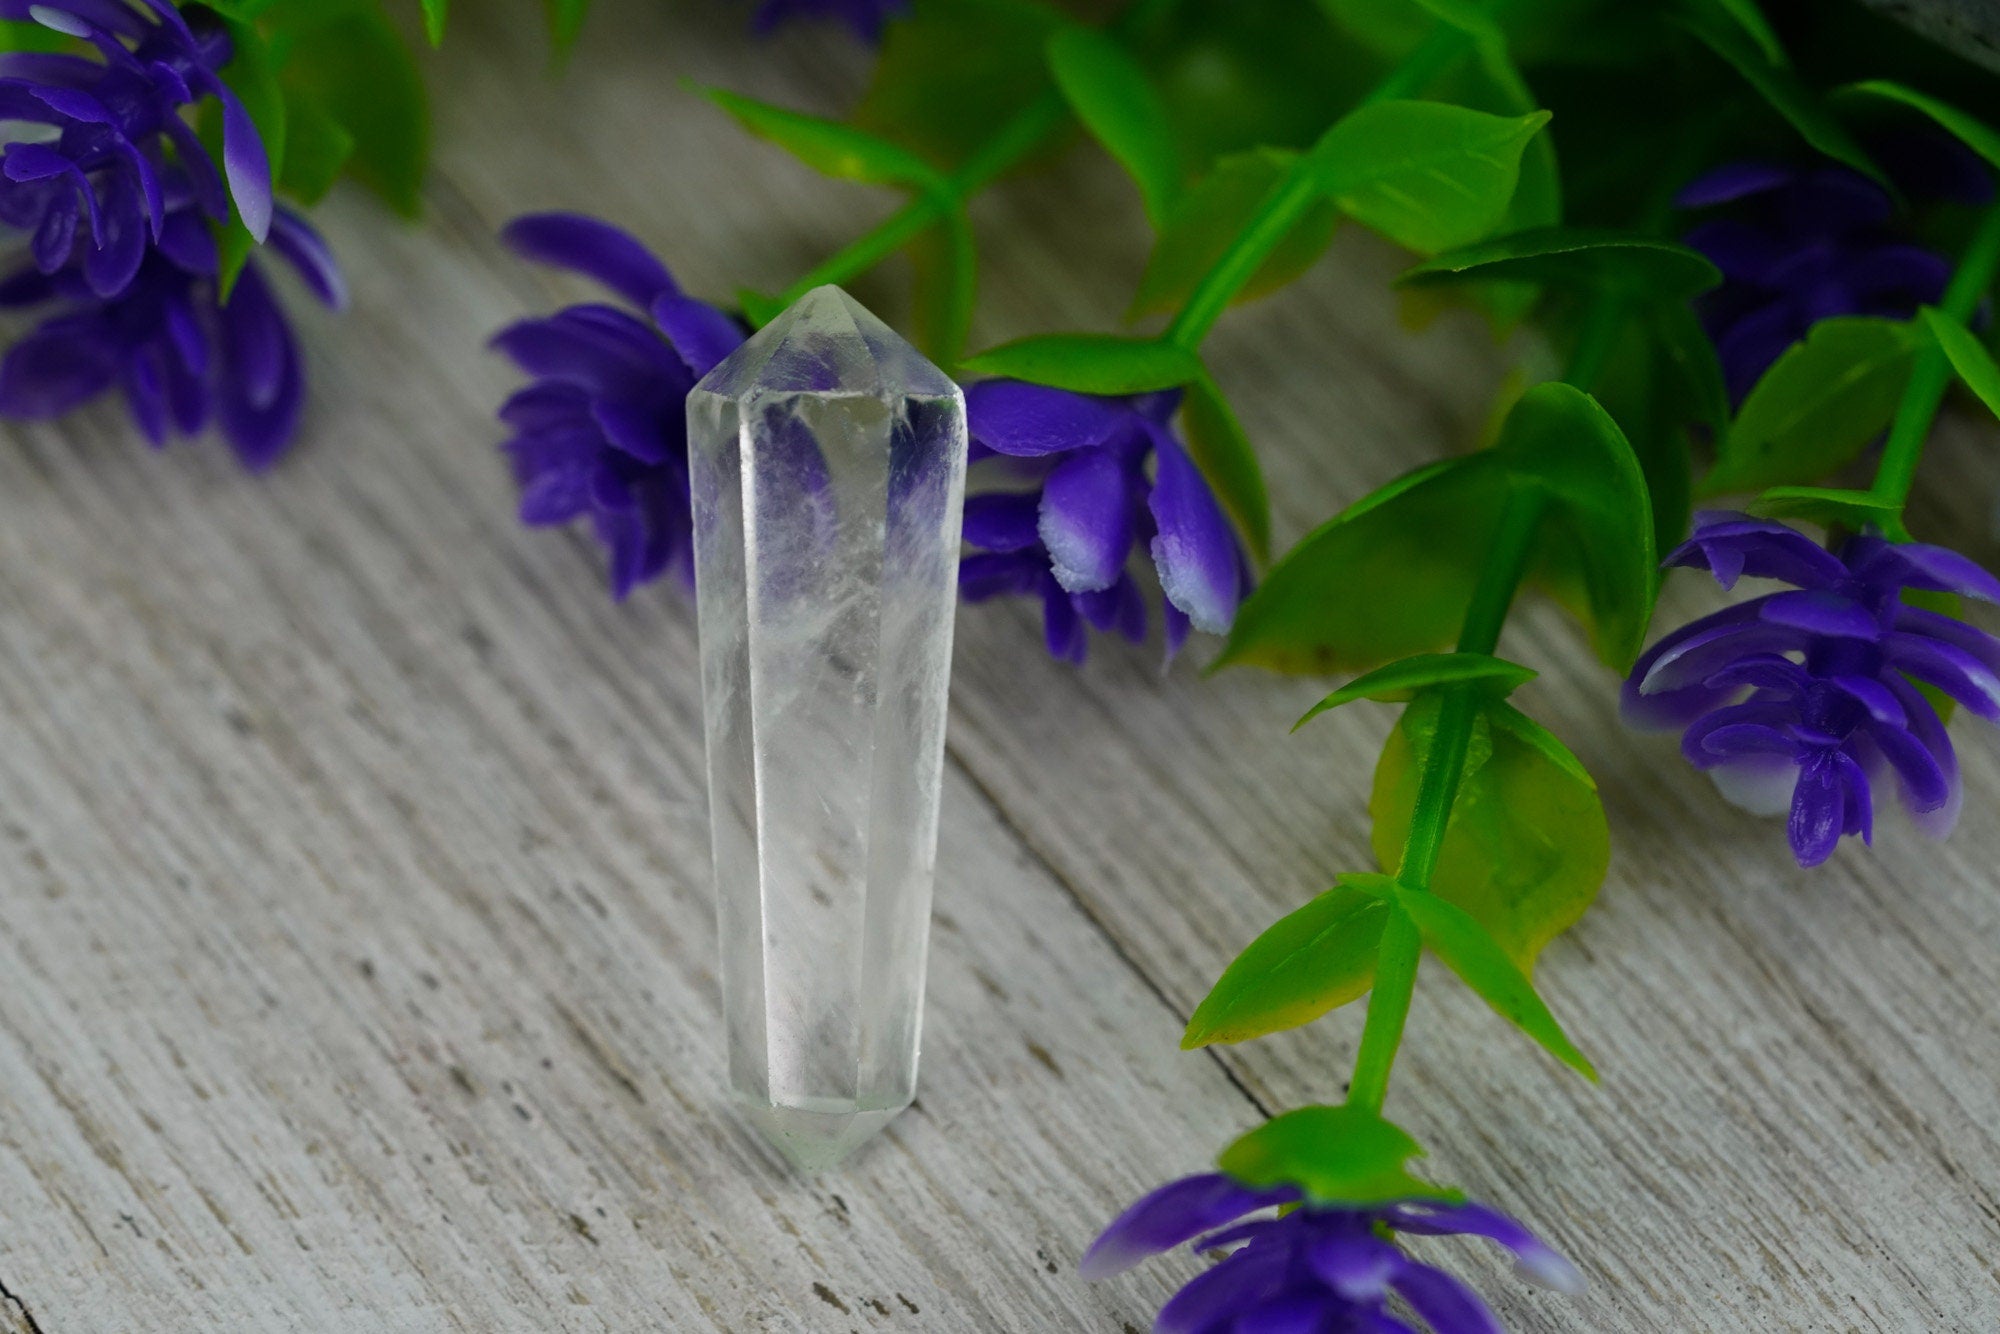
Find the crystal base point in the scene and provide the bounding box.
[688,286,966,1171]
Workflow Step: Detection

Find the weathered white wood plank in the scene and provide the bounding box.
[0,0,1995,1328]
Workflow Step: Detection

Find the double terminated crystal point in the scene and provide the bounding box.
[688,287,967,1170]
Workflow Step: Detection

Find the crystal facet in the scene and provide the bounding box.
[688,286,967,1170]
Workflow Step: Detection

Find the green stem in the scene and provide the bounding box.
[1163,25,1475,351]
[1345,485,1545,1114]
[1868,201,2000,520]
[769,0,1181,315]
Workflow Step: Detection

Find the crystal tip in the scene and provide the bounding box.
[735,1094,909,1172]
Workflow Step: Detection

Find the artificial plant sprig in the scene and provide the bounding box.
[1626,182,2000,869]
[710,0,1183,363]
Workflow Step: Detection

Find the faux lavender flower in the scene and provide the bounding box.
[1625,512,2000,867]
[493,212,746,599]
[1681,145,1989,403]
[753,0,908,41]
[0,0,273,298]
[1082,1173,1580,1334]
[959,380,1251,664]
[0,194,341,468]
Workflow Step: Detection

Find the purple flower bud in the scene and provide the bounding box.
[1083,1171,1576,1334]
[1679,138,1990,405]
[1626,512,1999,867]
[961,380,1252,665]
[492,213,747,600]
[752,0,909,42]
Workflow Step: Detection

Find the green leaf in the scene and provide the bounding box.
[907,209,977,366]
[1308,101,1552,255]
[1215,455,1512,675]
[1704,316,1920,495]
[1130,149,1340,318]
[706,89,946,192]
[0,17,72,50]
[853,0,1062,168]
[544,0,590,52]
[1393,886,1598,1079]
[959,334,1201,393]
[1484,701,1594,788]
[1920,307,2000,421]
[1219,1105,1460,1206]
[277,96,355,206]
[1217,383,1653,676]
[1182,372,1272,562]
[1294,653,1536,731]
[1676,0,1884,184]
[422,0,447,45]
[1704,0,1786,63]
[1836,81,2000,176]
[1400,227,1722,304]
[268,1,428,216]
[1046,27,1179,225]
[1750,486,1905,534]
[1496,382,1658,671]
[1651,303,1731,442]
[1371,699,1608,979]
[1181,875,1393,1048]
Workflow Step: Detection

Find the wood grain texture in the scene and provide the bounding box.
[0,1,1995,1330]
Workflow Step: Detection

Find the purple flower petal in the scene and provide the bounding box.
[1886,678,1962,837]
[1079,1173,1297,1281]
[503,212,679,308]
[1881,632,2000,719]
[1163,598,1191,664]
[650,292,745,378]
[0,313,121,415]
[1075,574,1146,643]
[1847,536,2000,604]
[958,549,1044,601]
[1305,1228,1401,1299]
[966,379,1130,457]
[215,82,271,243]
[1148,429,1242,634]
[1041,576,1088,665]
[963,491,1042,553]
[83,164,147,297]
[1789,751,1854,867]
[1389,1262,1505,1334]
[1678,161,1794,208]
[1669,511,1851,590]
[1152,1241,1291,1334]
[1039,446,1137,593]
[1383,1201,1585,1294]
[1758,589,1881,639]
[267,208,346,310]
[1229,1291,1338,1334]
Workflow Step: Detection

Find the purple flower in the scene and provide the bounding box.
[1625,512,2000,867]
[753,0,908,41]
[493,212,747,599]
[1082,1173,1580,1334]
[0,193,341,469]
[1680,144,1990,404]
[0,0,273,299]
[960,380,1251,664]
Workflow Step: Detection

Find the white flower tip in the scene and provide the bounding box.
[1517,1248,1586,1295]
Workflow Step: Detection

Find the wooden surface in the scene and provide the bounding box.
[1,2,1997,1329]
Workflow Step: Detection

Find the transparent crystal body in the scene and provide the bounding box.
[688,287,967,1170]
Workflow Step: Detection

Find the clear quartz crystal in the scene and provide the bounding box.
[688,286,967,1170]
